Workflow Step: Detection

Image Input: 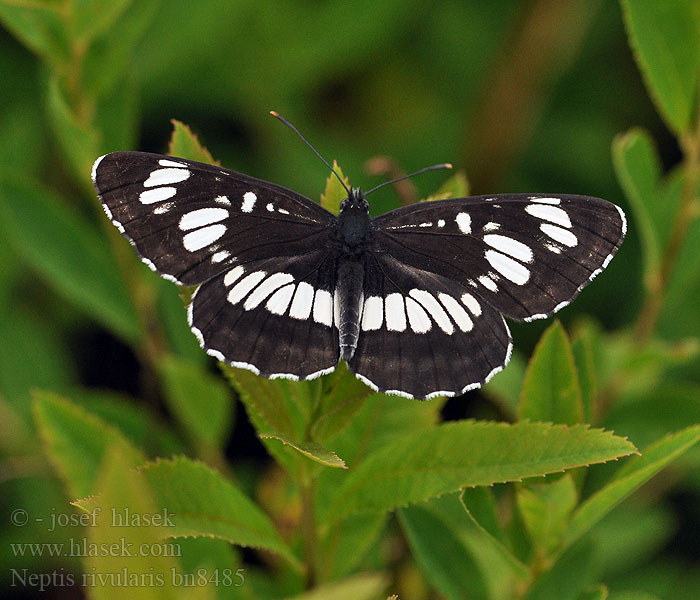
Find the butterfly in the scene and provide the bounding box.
[92,125,626,400]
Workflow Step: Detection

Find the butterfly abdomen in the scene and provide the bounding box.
[337,257,364,361]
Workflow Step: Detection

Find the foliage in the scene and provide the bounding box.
[1,1,699,599]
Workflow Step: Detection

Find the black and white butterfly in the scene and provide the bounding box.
[92,141,625,399]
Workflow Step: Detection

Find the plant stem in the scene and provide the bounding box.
[299,471,318,588]
[633,96,700,342]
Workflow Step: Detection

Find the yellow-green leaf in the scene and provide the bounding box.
[168,120,217,164]
[321,160,350,214]
[519,321,583,425]
[621,0,700,134]
[33,391,145,499]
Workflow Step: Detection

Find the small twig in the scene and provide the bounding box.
[634,85,700,342]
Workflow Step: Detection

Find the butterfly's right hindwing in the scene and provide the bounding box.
[93,152,336,285]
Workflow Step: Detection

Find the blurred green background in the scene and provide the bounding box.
[1,0,699,598]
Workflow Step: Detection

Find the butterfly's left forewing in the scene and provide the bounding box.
[93,152,336,285]
[93,151,341,380]
[372,194,626,322]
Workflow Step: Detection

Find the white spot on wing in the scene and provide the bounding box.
[158,159,188,168]
[140,187,177,204]
[485,250,530,285]
[182,224,226,251]
[143,168,191,187]
[361,296,383,331]
[154,202,175,214]
[267,284,295,315]
[211,251,230,263]
[438,293,473,332]
[244,272,294,310]
[241,191,257,213]
[540,223,577,247]
[409,289,453,334]
[215,195,231,206]
[224,265,245,287]
[483,234,534,263]
[545,242,563,254]
[483,222,500,232]
[179,207,229,231]
[313,289,333,326]
[529,196,561,205]
[478,275,498,292]
[289,282,314,320]
[455,212,471,234]
[460,292,482,316]
[405,297,431,333]
[278,208,290,215]
[385,293,407,332]
[525,203,572,228]
[228,271,266,305]
[266,203,275,212]
[437,219,446,228]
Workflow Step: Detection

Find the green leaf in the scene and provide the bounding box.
[571,330,597,424]
[222,365,307,442]
[0,309,76,409]
[460,487,529,578]
[607,592,662,600]
[320,160,350,214]
[136,456,298,565]
[525,540,597,600]
[319,512,387,580]
[322,421,636,523]
[69,389,182,457]
[0,177,141,342]
[620,0,700,134]
[578,585,609,600]
[158,355,233,451]
[169,120,217,164]
[260,433,347,469]
[73,444,183,600]
[33,391,145,500]
[398,502,490,600]
[484,350,527,418]
[46,74,102,184]
[311,362,372,442]
[425,169,469,201]
[516,474,578,557]
[0,1,68,64]
[284,572,389,600]
[519,321,583,425]
[563,425,700,550]
[68,0,132,44]
[82,0,160,98]
[612,129,663,282]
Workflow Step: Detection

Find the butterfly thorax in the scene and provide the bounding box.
[336,188,371,361]
[338,187,371,254]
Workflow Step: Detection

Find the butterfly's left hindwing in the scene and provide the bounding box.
[93,152,336,285]
[189,252,339,380]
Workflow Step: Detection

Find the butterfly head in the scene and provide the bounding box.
[340,187,370,214]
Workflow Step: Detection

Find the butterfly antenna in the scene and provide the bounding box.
[270,111,350,196]
[364,163,453,197]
